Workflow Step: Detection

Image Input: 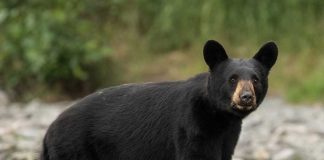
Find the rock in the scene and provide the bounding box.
[0,143,13,152]
[0,90,9,106]
[10,151,35,160]
[272,148,296,160]
[0,100,72,160]
[253,147,270,160]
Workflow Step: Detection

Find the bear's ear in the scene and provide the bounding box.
[203,40,228,70]
[253,41,278,70]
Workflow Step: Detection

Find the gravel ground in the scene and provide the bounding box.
[0,96,323,160]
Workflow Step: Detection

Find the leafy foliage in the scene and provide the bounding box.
[0,0,113,100]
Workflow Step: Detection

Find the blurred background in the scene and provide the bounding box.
[0,0,323,160]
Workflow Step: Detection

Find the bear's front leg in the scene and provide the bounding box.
[175,131,223,160]
[220,122,242,160]
[175,124,241,160]
[175,143,223,160]
[176,149,222,160]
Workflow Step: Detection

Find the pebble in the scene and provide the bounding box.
[0,90,9,107]
[272,148,296,160]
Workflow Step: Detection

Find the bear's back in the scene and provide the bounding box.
[44,76,208,160]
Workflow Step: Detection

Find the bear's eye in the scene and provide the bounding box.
[229,75,238,84]
[252,76,259,84]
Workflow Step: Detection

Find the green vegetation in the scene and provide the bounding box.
[0,0,323,102]
[0,0,116,100]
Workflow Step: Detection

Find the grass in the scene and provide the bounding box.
[112,41,324,104]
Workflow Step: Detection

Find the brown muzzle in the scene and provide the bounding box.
[231,80,256,110]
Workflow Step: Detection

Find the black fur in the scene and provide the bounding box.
[41,40,278,160]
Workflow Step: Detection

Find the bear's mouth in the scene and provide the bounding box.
[231,103,256,112]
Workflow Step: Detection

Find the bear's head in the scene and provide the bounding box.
[203,40,278,117]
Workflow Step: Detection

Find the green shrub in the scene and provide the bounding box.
[0,0,113,100]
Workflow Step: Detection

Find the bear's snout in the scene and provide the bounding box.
[240,90,254,106]
[231,80,257,111]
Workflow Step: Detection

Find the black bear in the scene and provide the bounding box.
[40,40,278,160]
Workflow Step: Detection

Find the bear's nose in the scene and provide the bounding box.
[240,91,253,105]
